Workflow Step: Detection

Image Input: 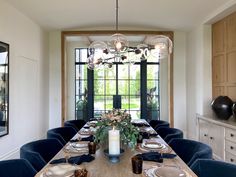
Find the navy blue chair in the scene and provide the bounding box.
[0,159,36,177]
[156,127,183,144]
[64,119,86,131]
[149,120,169,130]
[169,138,213,167]
[190,159,236,177]
[20,139,63,172]
[47,126,77,145]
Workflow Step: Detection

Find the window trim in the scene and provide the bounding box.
[61,31,174,126]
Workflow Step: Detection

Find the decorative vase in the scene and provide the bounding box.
[211,96,233,120]
[232,103,236,118]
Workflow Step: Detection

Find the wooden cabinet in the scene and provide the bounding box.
[225,127,236,164]
[199,119,224,159]
[197,114,236,164]
[212,11,236,100]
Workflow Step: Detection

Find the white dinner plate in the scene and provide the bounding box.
[41,163,78,177]
[142,141,166,150]
[64,143,88,153]
[70,141,89,148]
[79,129,92,135]
[154,166,187,177]
[144,166,189,177]
[142,141,164,149]
[138,141,171,153]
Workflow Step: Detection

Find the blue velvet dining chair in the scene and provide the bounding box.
[190,159,236,177]
[149,120,169,130]
[64,119,86,131]
[20,138,63,172]
[156,127,183,144]
[169,138,213,167]
[0,159,36,177]
[47,126,77,145]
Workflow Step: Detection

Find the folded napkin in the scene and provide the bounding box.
[69,139,79,143]
[70,135,94,143]
[132,123,150,127]
[139,132,151,139]
[149,133,158,137]
[81,135,94,142]
[50,154,95,165]
[136,152,176,163]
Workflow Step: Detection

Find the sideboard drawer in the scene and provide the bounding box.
[225,128,236,143]
[226,152,236,164]
[225,140,236,155]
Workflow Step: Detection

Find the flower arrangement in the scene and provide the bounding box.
[94,109,139,148]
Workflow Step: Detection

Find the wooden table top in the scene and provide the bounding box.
[35,120,197,177]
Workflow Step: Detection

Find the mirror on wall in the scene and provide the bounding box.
[0,41,9,137]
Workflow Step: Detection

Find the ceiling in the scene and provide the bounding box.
[5,0,236,31]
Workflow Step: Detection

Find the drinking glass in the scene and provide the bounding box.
[131,155,143,174]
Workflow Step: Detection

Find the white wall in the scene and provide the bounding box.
[65,41,90,120]
[0,0,49,160]
[159,56,169,122]
[49,31,61,128]
[173,31,187,135]
[186,25,212,140]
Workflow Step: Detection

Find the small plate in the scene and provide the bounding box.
[87,121,98,127]
[64,143,88,154]
[138,142,171,153]
[70,141,89,148]
[79,129,92,135]
[42,163,78,177]
[142,142,164,149]
[154,166,187,177]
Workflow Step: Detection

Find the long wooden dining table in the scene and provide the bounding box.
[35,119,197,177]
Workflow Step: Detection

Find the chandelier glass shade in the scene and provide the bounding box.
[87,0,173,70]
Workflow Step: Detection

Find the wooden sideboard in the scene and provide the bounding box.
[197,114,236,164]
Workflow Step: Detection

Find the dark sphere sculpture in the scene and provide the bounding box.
[211,96,233,120]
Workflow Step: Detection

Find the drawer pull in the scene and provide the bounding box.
[231,158,234,162]
[204,134,207,137]
[230,146,234,150]
[210,137,214,140]
[231,133,234,137]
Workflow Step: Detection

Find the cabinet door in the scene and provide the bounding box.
[208,123,224,159]
[225,128,236,143]
[199,120,209,144]
[227,12,236,51]
[212,20,225,54]
[199,119,224,160]
[225,151,236,164]
[212,55,225,84]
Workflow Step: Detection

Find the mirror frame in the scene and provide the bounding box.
[0,41,9,137]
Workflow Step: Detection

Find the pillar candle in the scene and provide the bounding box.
[108,128,120,155]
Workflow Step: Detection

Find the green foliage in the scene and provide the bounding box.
[94,109,139,149]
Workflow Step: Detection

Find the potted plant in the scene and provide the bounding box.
[76,88,88,121]
[147,87,158,121]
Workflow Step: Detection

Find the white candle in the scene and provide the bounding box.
[108,127,120,155]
